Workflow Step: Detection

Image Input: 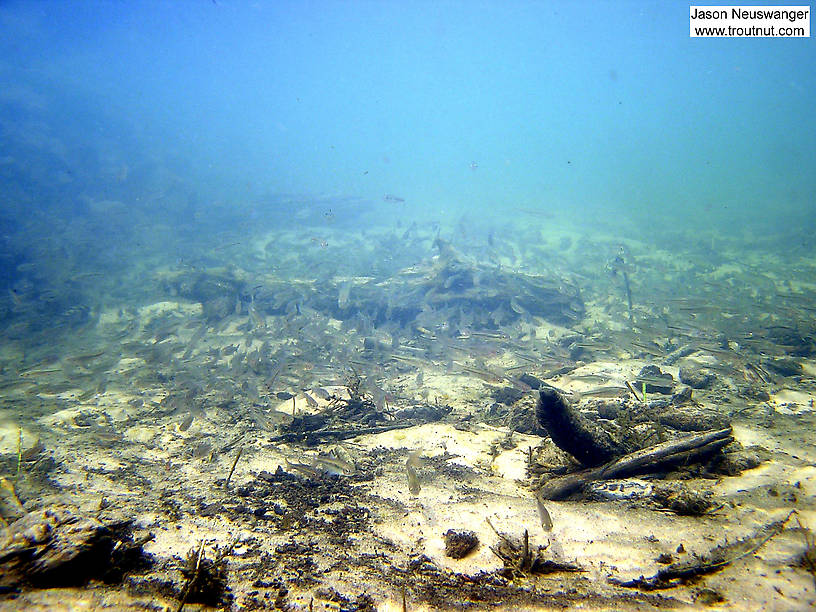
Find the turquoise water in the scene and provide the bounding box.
[2,1,813,244]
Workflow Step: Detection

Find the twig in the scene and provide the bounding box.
[224,447,243,489]
[15,427,22,482]
[176,541,205,612]
[625,380,643,401]
[268,422,414,444]
[612,510,795,590]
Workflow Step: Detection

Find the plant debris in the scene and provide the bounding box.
[611,511,795,590]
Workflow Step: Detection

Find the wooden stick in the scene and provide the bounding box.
[224,447,243,489]
[538,428,733,500]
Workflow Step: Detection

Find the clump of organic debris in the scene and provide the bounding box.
[652,484,717,516]
[795,516,816,586]
[444,529,479,559]
[611,511,794,590]
[486,519,581,577]
[0,503,152,590]
[175,541,234,610]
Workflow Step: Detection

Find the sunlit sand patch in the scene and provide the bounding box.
[771,388,815,414]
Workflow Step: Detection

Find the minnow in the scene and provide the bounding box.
[313,453,355,476]
[311,387,331,400]
[567,373,610,383]
[178,413,194,432]
[509,298,526,315]
[21,368,62,377]
[453,363,504,384]
[580,385,629,398]
[405,458,422,495]
[629,341,664,357]
[535,490,553,531]
[464,330,509,340]
[65,350,106,364]
[284,458,324,479]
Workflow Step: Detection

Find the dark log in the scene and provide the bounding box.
[0,505,148,589]
[538,428,734,500]
[535,387,629,467]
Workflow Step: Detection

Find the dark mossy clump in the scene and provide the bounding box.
[679,365,716,389]
[491,385,524,406]
[274,372,391,445]
[177,543,232,609]
[0,505,152,590]
[652,484,715,516]
[399,553,663,609]
[235,465,376,548]
[504,394,543,435]
[444,529,479,559]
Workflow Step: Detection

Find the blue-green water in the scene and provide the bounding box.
[2,1,813,244]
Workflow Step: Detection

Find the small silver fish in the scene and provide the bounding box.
[535,491,553,531]
[338,281,351,308]
[406,451,422,495]
[285,458,323,479]
[509,297,526,315]
[406,462,421,495]
[311,388,331,401]
[313,453,355,476]
[178,413,194,432]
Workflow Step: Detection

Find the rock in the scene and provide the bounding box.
[671,384,693,405]
[202,295,234,322]
[443,529,479,559]
[657,408,730,432]
[652,484,714,516]
[679,365,716,389]
[0,505,149,589]
[709,445,766,476]
[694,587,726,605]
[739,386,771,402]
